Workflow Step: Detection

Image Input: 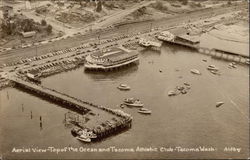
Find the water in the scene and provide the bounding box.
[0,44,249,159]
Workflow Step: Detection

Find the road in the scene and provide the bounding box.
[0,2,246,64]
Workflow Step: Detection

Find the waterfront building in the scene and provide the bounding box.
[84,47,139,71]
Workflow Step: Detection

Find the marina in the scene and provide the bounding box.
[0,0,249,159]
[1,45,248,159]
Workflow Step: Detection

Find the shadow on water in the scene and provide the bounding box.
[140,48,161,56]
[84,64,139,81]
[162,42,197,54]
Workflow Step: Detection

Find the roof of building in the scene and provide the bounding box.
[92,47,138,62]
[28,70,40,75]
[177,34,200,43]
[200,31,249,57]
[21,31,36,37]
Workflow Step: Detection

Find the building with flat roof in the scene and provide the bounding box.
[85,47,139,71]
[21,31,36,38]
[176,34,200,45]
[200,30,249,57]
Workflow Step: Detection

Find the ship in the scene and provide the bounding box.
[124,98,144,107]
[157,31,175,42]
[84,47,139,71]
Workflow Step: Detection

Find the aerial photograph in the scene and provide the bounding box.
[0,0,249,159]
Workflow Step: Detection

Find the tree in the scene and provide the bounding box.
[46,24,52,34]
[96,1,102,12]
[41,19,47,26]
[182,0,188,5]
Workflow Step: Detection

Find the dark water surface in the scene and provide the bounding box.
[0,44,249,159]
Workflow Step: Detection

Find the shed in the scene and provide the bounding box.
[21,31,36,38]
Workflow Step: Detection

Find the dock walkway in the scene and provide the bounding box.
[8,76,132,139]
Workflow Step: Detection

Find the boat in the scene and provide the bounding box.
[190,69,201,75]
[183,82,190,86]
[71,127,97,142]
[76,135,91,143]
[207,65,219,71]
[138,110,152,114]
[216,101,224,108]
[157,31,175,42]
[168,90,176,96]
[139,108,150,111]
[229,62,237,68]
[117,84,131,90]
[124,98,143,107]
[210,70,220,75]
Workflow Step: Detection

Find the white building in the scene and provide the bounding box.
[27,70,40,79]
[25,1,32,10]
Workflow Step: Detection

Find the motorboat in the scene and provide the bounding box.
[76,135,91,143]
[71,127,97,142]
[124,98,143,107]
[139,108,150,111]
[207,65,219,71]
[216,101,224,108]
[117,84,131,91]
[168,90,176,96]
[190,69,201,75]
[138,110,152,114]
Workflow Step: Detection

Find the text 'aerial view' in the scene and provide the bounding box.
[0,0,249,159]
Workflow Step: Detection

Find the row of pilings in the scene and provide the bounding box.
[13,80,133,141]
[162,41,249,64]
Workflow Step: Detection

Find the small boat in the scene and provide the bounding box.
[190,69,201,75]
[210,70,220,75]
[117,84,131,90]
[76,135,91,143]
[168,90,176,96]
[71,127,97,142]
[139,108,150,111]
[207,65,219,71]
[120,104,125,108]
[229,62,237,69]
[138,110,152,114]
[124,98,143,107]
[181,90,187,94]
[216,101,224,108]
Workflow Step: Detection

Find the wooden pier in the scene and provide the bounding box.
[197,47,249,64]
[161,40,249,64]
[9,76,132,140]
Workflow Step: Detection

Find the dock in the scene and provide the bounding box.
[9,76,132,140]
[158,33,249,64]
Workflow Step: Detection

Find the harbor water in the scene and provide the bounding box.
[0,44,249,159]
